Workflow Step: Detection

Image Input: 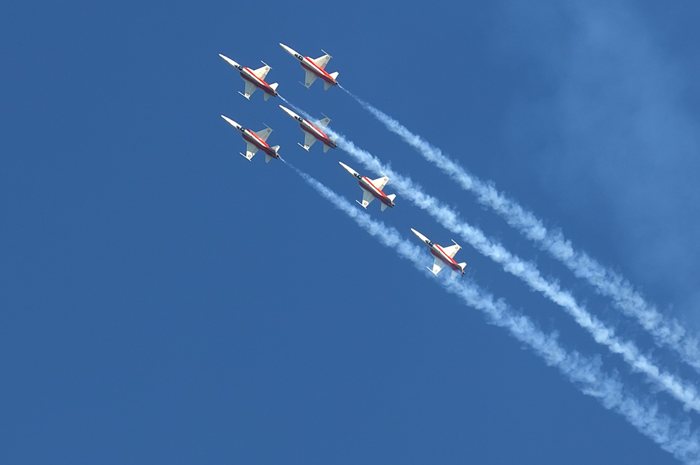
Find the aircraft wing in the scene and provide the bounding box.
[370,176,389,191]
[441,243,461,258]
[316,117,331,129]
[304,70,317,88]
[359,188,375,208]
[430,257,446,276]
[311,54,331,70]
[252,64,271,80]
[303,130,317,149]
[243,81,257,98]
[254,127,272,142]
[244,143,258,160]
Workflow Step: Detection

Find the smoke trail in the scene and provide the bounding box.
[343,88,700,373]
[315,125,700,414]
[283,160,700,464]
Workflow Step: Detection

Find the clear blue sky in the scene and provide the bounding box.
[2,1,700,463]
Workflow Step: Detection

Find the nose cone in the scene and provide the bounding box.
[411,228,430,244]
[339,161,359,177]
[219,54,241,69]
[279,105,299,120]
[279,43,300,58]
[221,115,242,131]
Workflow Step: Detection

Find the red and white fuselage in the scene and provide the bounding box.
[411,229,467,276]
[279,105,337,153]
[220,54,279,101]
[221,115,280,163]
[279,43,339,90]
[339,162,396,211]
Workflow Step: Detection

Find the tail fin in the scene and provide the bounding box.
[264,84,278,101]
[271,145,280,154]
[387,194,396,202]
[324,73,338,91]
[458,262,467,272]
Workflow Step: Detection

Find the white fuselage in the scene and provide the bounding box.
[300,119,337,149]
[280,43,338,86]
[239,67,277,97]
[299,57,337,86]
[429,244,461,273]
[241,129,278,158]
[357,175,394,208]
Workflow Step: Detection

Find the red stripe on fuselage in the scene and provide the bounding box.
[241,68,277,95]
[243,131,278,157]
[431,245,460,271]
[301,58,337,84]
[361,177,393,206]
[301,122,336,148]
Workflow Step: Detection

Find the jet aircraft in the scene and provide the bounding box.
[219,54,279,101]
[279,43,339,90]
[339,162,396,211]
[279,105,337,153]
[411,228,467,276]
[221,115,280,163]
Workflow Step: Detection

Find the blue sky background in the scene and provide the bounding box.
[1,1,699,463]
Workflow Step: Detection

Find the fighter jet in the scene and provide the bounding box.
[411,228,467,276]
[279,43,339,90]
[279,105,337,153]
[339,162,396,211]
[221,115,280,163]
[219,54,279,101]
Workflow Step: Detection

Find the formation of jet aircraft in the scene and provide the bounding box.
[220,44,468,276]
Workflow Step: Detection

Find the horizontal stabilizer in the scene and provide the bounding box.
[324,81,331,90]
[265,154,272,163]
[263,92,271,101]
[323,144,330,153]
[380,203,388,212]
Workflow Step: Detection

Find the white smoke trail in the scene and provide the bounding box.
[283,160,700,464]
[343,89,700,373]
[312,125,700,415]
